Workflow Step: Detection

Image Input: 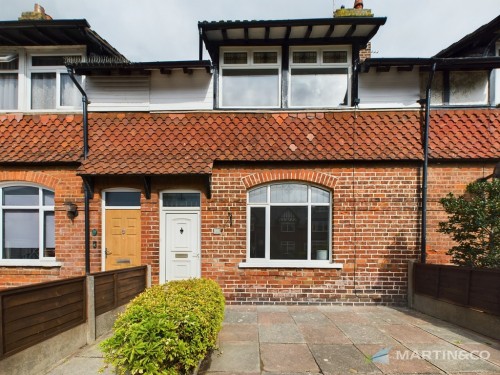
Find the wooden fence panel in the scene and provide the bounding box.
[93,266,146,316]
[414,263,500,316]
[0,277,86,359]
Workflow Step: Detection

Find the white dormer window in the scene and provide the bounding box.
[219,47,281,108]
[29,54,82,110]
[0,53,19,110]
[289,46,351,108]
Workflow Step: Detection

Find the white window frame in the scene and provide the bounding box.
[0,50,20,111]
[219,46,282,109]
[0,183,60,267]
[27,51,83,110]
[0,47,85,112]
[241,183,342,269]
[288,45,352,108]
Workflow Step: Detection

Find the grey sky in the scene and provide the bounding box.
[2,0,500,61]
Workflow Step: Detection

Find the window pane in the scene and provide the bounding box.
[270,184,307,203]
[3,186,39,206]
[323,51,348,63]
[43,190,55,206]
[44,211,55,257]
[270,206,307,260]
[293,51,317,64]
[105,192,141,207]
[3,210,39,259]
[254,52,277,64]
[0,74,18,110]
[311,187,330,203]
[31,56,66,66]
[311,206,329,260]
[250,207,265,258]
[60,73,82,107]
[221,69,279,107]
[162,193,200,207]
[31,73,56,109]
[249,187,267,203]
[223,52,247,64]
[0,55,18,69]
[291,68,348,107]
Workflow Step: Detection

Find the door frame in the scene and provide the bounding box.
[101,188,141,271]
[159,189,202,283]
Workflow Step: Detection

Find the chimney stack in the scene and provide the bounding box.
[19,4,53,21]
[334,0,373,17]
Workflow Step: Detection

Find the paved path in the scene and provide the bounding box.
[45,305,500,375]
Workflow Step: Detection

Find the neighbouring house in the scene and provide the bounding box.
[0,4,498,304]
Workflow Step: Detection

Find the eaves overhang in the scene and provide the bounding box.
[435,15,500,58]
[0,19,124,59]
[199,17,387,61]
[70,60,213,75]
[361,57,500,73]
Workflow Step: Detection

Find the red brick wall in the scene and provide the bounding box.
[202,164,422,305]
[0,163,494,304]
[0,166,85,289]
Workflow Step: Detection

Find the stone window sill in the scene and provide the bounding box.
[238,261,343,269]
[0,260,62,267]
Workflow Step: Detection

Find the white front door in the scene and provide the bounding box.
[165,212,200,281]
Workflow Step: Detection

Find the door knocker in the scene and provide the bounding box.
[180,227,184,234]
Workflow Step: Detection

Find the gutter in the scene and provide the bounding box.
[420,62,436,264]
[67,67,91,274]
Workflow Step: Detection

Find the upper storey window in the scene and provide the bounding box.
[220,48,280,108]
[0,54,18,110]
[0,50,83,112]
[289,47,351,108]
[218,46,351,109]
[29,54,82,110]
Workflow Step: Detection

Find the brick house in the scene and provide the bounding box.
[0,4,499,304]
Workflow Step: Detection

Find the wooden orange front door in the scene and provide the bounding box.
[105,210,141,270]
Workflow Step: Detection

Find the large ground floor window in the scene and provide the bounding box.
[0,185,55,260]
[247,183,331,264]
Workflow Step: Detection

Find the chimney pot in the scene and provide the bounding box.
[354,0,364,9]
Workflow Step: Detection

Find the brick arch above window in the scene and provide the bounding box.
[241,171,338,190]
[0,171,60,190]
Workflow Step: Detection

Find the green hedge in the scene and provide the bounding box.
[100,278,225,375]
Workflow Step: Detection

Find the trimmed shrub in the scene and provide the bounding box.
[100,278,225,375]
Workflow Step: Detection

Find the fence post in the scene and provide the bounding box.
[146,265,152,288]
[86,275,96,344]
[407,260,416,308]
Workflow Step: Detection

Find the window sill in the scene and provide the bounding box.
[238,261,343,269]
[0,260,62,267]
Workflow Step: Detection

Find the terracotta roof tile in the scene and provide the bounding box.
[0,114,82,163]
[1,109,498,173]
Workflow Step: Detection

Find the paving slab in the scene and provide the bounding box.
[297,323,351,344]
[290,311,331,324]
[336,323,398,345]
[224,309,258,324]
[310,344,381,374]
[259,323,305,343]
[417,323,494,345]
[322,311,372,324]
[218,323,259,342]
[381,324,445,344]
[200,341,260,373]
[260,343,319,373]
[258,311,295,324]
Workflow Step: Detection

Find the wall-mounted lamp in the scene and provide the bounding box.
[64,202,78,219]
